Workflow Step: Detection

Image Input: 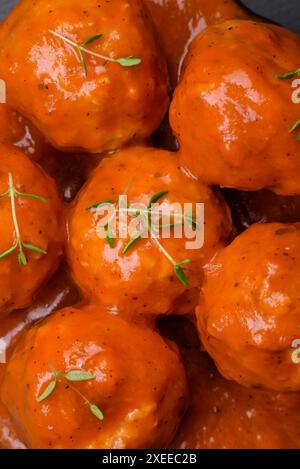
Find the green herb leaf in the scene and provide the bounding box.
[177,259,191,266]
[65,370,95,382]
[290,119,300,134]
[174,264,190,286]
[0,244,17,260]
[86,200,115,211]
[105,223,115,248]
[15,191,48,203]
[22,243,47,255]
[81,34,103,47]
[89,403,104,421]
[48,29,141,75]
[37,380,57,403]
[122,235,142,255]
[117,56,142,67]
[0,190,9,199]
[277,68,300,80]
[148,191,168,208]
[18,250,27,266]
[77,45,87,77]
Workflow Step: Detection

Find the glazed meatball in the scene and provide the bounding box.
[1,305,188,449]
[197,222,300,392]
[0,0,169,153]
[67,147,232,317]
[0,105,47,160]
[0,143,63,316]
[170,20,300,195]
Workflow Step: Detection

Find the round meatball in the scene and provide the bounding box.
[170,20,300,195]
[0,0,169,153]
[0,105,47,160]
[1,305,188,449]
[197,222,300,392]
[67,147,232,317]
[0,143,64,316]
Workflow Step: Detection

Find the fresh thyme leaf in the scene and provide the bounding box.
[38,364,104,422]
[0,244,17,260]
[18,250,27,266]
[65,370,95,382]
[37,380,57,403]
[105,223,115,248]
[22,243,47,255]
[148,191,168,208]
[15,191,48,204]
[290,119,300,133]
[48,29,141,76]
[0,173,49,266]
[122,235,142,255]
[82,34,103,46]
[86,200,114,211]
[77,45,87,77]
[277,68,300,80]
[174,263,190,286]
[176,259,191,266]
[89,403,104,421]
[116,56,142,67]
[86,188,194,285]
[0,191,9,199]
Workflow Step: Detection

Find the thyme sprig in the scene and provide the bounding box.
[276,68,300,141]
[48,29,141,76]
[277,68,300,80]
[290,119,300,142]
[37,364,104,422]
[0,172,47,266]
[87,191,199,286]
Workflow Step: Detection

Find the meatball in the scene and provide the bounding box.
[0,143,64,316]
[197,222,300,391]
[170,20,300,195]
[1,305,188,449]
[0,105,47,160]
[0,0,169,153]
[67,147,232,317]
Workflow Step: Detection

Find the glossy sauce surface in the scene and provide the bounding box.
[161,317,300,449]
[144,0,252,87]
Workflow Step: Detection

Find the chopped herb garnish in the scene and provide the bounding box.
[48,29,141,77]
[277,68,300,80]
[87,190,198,286]
[276,70,300,141]
[0,172,48,265]
[37,364,104,422]
[290,119,300,141]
